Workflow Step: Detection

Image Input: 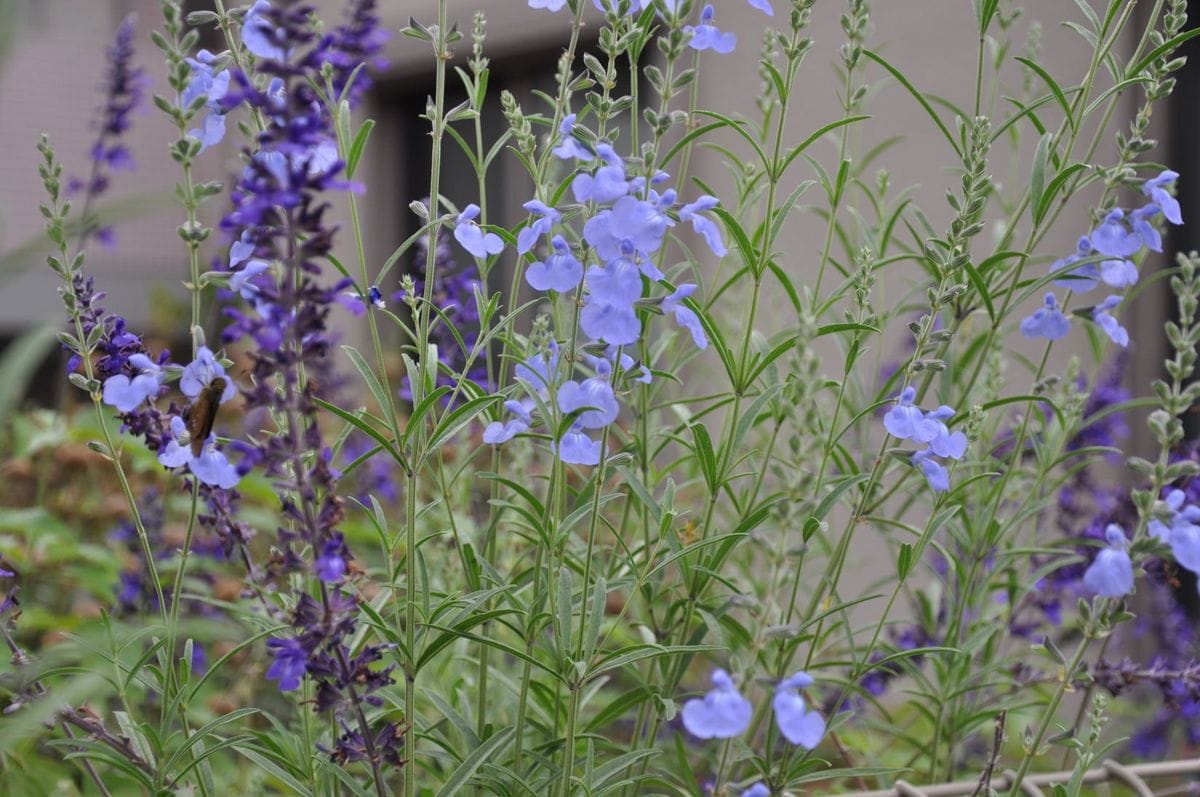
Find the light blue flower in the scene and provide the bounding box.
[883,387,922,439]
[572,164,630,204]
[680,669,753,739]
[454,204,504,259]
[1092,296,1128,347]
[160,415,239,488]
[229,230,256,267]
[746,0,774,13]
[182,50,230,152]
[1170,517,1200,573]
[189,441,240,489]
[483,400,533,444]
[552,114,593,161]
[529,0,567,9]
[515,341,561,395]
[1098,258,1138,289]
[773,671,825,749]
[558,378,619,429]
[662,284,708,349]
[158,416,193,468]
[912,449,950,492]
[686,5,737,53]
[558,425,602,466]
[102,354,163,412]
[517,200,561,255]
[741,784,770,797]
[679,196,727,257]
[527,236,584,293]
[581,259,644,345]
[229,259,270,301]
[1089,209,1143,259]
[1130,204,1163,252]
[584,195,672,260]
[1142,170,1182,226]
[180,346,237,403]
[1049,236,1098,292]
[1020,293,1070,341]
[1082,524,1134,598]
[242,0,287,61]
[922,407,968,459]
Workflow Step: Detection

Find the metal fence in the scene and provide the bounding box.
[839,759,1200,797]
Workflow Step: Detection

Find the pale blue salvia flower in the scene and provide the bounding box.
[1092,296,1129,347]
[572,163,630,204]
[229,259,270,301]
[517,200,561,255]
[1049,236,1098,292]
[1082,524,1134,598]
[680,669,753,739]
[102,353,163,412]
[922,407,968,459]
[159,415,240,489]
[454,203,504,259]
[1170,516,1200,573]
[584,195,672,260]
[242,0,288,61]
[741,784,770,797]
[158,416,193,468]
[1098,257,1138,289]
[746,0,774,13]
[686,5,737,54]
[552,114,593,161]
[588,347,652,384]
[662,284,708,349]
[679,195,726,257]
[180,346,238,402]
[558,424,601,466]
[1142,170,1182,226]
[1089,209,1143,259]
[1149,489,1200,544]
[527,236,584,293]
[773,671,826,749]
[1130,204,1163,252]
[528,0,567,10]
[558,377,620,429]
[912,449,950,492]
[883,386,922,439]
[189,444,240,489]
[1020,293,1070,341]
[1149,489,1189,541]
[581,259,643,345]
[483,399,533,444]
[181,49,230,152]
[515,341,561,396]
[229,230,256,267]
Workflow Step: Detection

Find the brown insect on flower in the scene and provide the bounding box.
[184,376,227,457]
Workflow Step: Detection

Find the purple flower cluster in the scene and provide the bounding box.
[482,114,718,465]
[679,668,825,750]
[1023,170,1183,347]
[68,15,145,234]
[217,0,399,768]
[883,386,969,492]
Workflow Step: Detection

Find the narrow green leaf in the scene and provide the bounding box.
[344,118,375,179]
